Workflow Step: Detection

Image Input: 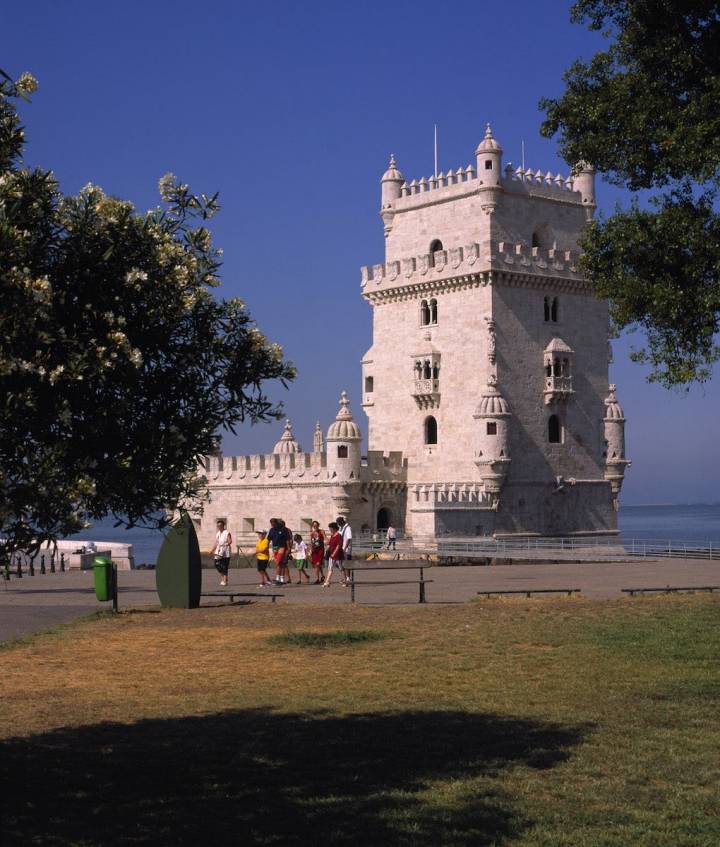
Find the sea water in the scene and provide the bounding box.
[618,503,720,546]
[66,503,720,565]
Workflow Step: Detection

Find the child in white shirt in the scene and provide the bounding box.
[293,534,310,584]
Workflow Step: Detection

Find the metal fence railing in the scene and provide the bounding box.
[354,535,718,561]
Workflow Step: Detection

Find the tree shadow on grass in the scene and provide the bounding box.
[2,709,587,846]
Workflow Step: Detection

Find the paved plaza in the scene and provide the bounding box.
[1,557,719,643]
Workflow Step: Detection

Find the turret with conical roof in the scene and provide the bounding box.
[603,384,630,502]
[473,376,512,507]
[326,391,362,481]
[313,420,324,453]
[380,153,404,236]
[476,123,502,212]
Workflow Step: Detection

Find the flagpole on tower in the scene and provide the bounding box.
[434,124,439,178]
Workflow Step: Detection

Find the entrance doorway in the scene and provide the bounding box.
[376,507,392,531]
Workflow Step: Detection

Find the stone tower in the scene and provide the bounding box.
[360,125,628,540]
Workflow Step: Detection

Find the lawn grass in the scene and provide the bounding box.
[269,628,393,647]
[1,596,718,846]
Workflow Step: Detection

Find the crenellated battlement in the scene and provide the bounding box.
[392,162,582,212]
[399,164,477,198]
[361,240,584,294]
[200,448,405,487]
[501,163,578,197]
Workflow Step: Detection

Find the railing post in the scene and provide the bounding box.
[50,552,56,573]
[29,556,35,577]
[16,554,22,578]
[60,552,65,572]
[40,554,46,575]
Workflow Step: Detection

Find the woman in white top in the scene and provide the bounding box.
[210,519,233,586]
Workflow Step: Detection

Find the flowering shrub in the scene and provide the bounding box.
[0,70,295,553]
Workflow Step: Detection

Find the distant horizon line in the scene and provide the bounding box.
[623,502,719,508]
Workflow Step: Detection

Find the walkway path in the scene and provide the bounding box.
[2,557,718,642]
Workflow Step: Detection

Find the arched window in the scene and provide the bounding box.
[550,297,559,322]
[553,359,561,377]
[428,239,443,268]
[432,362,439,379]
[429,298,438,325]
[548,415,561,444]
[337,445,348,458]
[420,299,430,326]
[543,296,550,322]
[532,232,540,248]
[414,360,423,377]
[423,360,431,379]
[424,415,438,445]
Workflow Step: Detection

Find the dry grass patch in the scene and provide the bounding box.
[1,596,719,846]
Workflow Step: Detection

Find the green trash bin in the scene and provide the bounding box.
[93,556,113,602]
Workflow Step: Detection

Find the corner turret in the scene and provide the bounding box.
[573,162,596,218]
[603,384,630,505]
[326,391,362,482]
[473,376,511,508]
[476,123,502,214]
[380,154,404,237]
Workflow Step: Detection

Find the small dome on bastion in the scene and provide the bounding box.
[381,153,404,183]
[273,419,302,454]
[475,123,502,154]
[604,385,625,420]
[474,377,511,417]
[327,391,362,441]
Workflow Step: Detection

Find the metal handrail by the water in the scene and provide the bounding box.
[353,536,717,561]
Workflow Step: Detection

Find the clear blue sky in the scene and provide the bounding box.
[3,0,718,504]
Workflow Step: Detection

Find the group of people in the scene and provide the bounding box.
[210,516,353,588]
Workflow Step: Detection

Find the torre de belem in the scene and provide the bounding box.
[196,126,629,550]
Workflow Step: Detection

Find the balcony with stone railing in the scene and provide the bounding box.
[543,374,574,404]
[412,377,440,410]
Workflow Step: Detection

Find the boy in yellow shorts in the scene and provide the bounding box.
[255,530,271,586]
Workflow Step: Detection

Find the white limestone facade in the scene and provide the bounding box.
[196,126,629,549]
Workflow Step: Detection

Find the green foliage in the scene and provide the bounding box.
[541,2,720,386]
[269,629,393,647]
[0,71,295,553]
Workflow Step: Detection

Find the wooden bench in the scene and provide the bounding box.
[477,588,581,598]
[202,591,284,604]
[621,585,719,597]
[347,565,432,603]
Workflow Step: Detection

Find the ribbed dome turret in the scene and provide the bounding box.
[273,419,301,454]
[604,384,625,420]
[327,391,362,441]
[381,153,404,184]
[475,123,502,155]
[474,377,511,417]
